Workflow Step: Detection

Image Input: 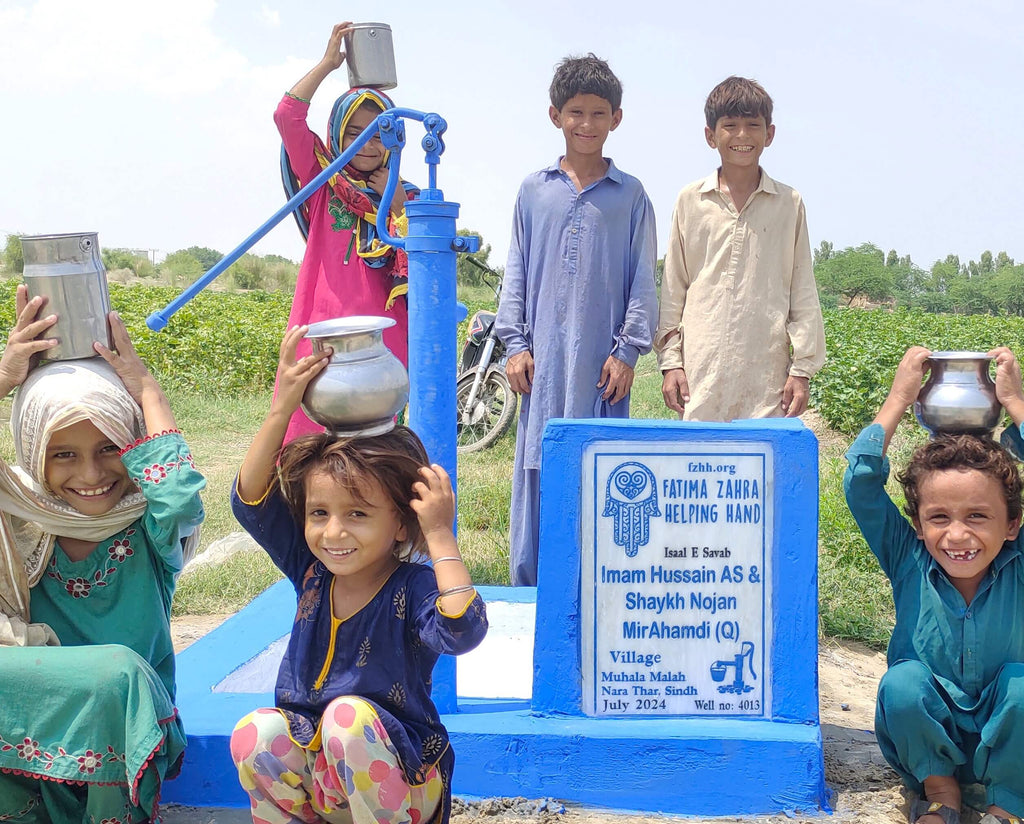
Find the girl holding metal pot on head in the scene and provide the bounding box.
[276,21,418,443]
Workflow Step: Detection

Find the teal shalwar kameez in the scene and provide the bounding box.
[844,423,1024,815]
[0,433,205,823]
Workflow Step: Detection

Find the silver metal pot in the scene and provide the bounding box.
[345,23,397,90]
[21,232,112,361]
[302,316,408,437]
[914,351,1002,436]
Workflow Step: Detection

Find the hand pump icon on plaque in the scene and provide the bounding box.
[710,641,757,695]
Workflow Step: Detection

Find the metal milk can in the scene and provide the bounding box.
[302,316,409,437]
[20,232,112,361]
[345,23,397,90]
[914,351,1002,436]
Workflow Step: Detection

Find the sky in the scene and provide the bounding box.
[2,0,1022,275]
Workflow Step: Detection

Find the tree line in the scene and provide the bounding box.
[6,232,1020,315]
[1,236,299,293]
[2,233,499,293]
[814,241,1024,316]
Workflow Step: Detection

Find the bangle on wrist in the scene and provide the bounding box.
[285,91,311,104]
[432,556,464,564]
[438,584,475,598]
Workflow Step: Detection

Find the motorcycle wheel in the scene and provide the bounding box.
[456,370,518,454]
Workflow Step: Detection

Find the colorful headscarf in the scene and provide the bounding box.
[281,87,419,309]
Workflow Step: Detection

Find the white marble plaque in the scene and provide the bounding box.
[580,441,774,717]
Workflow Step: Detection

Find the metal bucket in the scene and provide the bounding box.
[21,232,112,360]
[345,23,397,90]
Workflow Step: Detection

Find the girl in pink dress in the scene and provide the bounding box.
[276,22,417,441]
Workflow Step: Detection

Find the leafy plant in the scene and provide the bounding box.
[812,308,1024,435]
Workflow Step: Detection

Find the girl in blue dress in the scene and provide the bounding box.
[230,325,488,824]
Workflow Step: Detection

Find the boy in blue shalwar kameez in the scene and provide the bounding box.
[844,345,1024,824]
[495,53,658,587]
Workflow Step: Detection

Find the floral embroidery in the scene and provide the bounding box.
[64,577,93,598]
[329,196,357,231]
[297,567,322,625]
[387,682,407,708]
[129,454,195,487]
[0,734,125,775]
[393,587,406,619]
[0,796,38,821]
[15,737,41,761]
[356,637,371,667]
[47,529,135,597]
[421,733,444,760]
[109,537,135,562]
[142,464,167,483]
[77,748,104,773]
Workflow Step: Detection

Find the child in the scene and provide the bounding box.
[229,325,488,824]
[0,286,206,822]
[844,345,1024,824]
[655,76,825,422]
[494,53,658,587]
[276,21,419,442]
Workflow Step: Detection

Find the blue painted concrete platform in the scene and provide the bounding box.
[164,578,825,815]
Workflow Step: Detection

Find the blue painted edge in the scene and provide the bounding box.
[475,584,536,603]
[532,418,820,725]
[445,711,826,816]
[174,577,294,713]
[166,582,537,807]
[172,577,470,734]
[167,712,828,813]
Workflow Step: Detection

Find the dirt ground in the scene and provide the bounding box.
[164,616,940,824]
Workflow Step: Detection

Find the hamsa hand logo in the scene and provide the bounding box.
[603,461,660,557]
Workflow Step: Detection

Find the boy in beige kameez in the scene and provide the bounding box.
[655,76,825,421]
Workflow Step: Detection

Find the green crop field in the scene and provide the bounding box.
[4,279,1022,649]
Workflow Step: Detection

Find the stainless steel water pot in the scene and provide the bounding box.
[301,316,409,437]
[345,23,397,90]
[21,232,112,360]
[914,351,1002,436]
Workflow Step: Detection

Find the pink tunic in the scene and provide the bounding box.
[275,94,409,440]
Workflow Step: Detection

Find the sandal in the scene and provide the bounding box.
[910,800,961,824]
[979,815,1023,824]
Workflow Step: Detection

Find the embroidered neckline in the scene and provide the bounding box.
[47,529,137,597]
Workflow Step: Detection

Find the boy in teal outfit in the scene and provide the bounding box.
[844,345,1024,824]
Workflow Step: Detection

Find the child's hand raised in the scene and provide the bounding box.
[888,346,932,408]
[273,325,331,417]
[988,346,1024,426]
[874,347,932,451]
[94,311,158,403]
[320,21,354,72]
[95,311,177,434]
[0,285,57,396]
[410,464,456,543]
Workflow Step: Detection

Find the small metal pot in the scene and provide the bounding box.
[302,316,409,437]
[914,351,1002,436]
[345,23,397,90]
[21,232,111,360]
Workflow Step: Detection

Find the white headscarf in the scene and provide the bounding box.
[0,359,148,644]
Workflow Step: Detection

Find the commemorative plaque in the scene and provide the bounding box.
[580,441,773,717]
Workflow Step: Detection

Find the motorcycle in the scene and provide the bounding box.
[456,256,518,453]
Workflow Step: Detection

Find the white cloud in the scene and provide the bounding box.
[257,4,280,27]
[0,0,250,98]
